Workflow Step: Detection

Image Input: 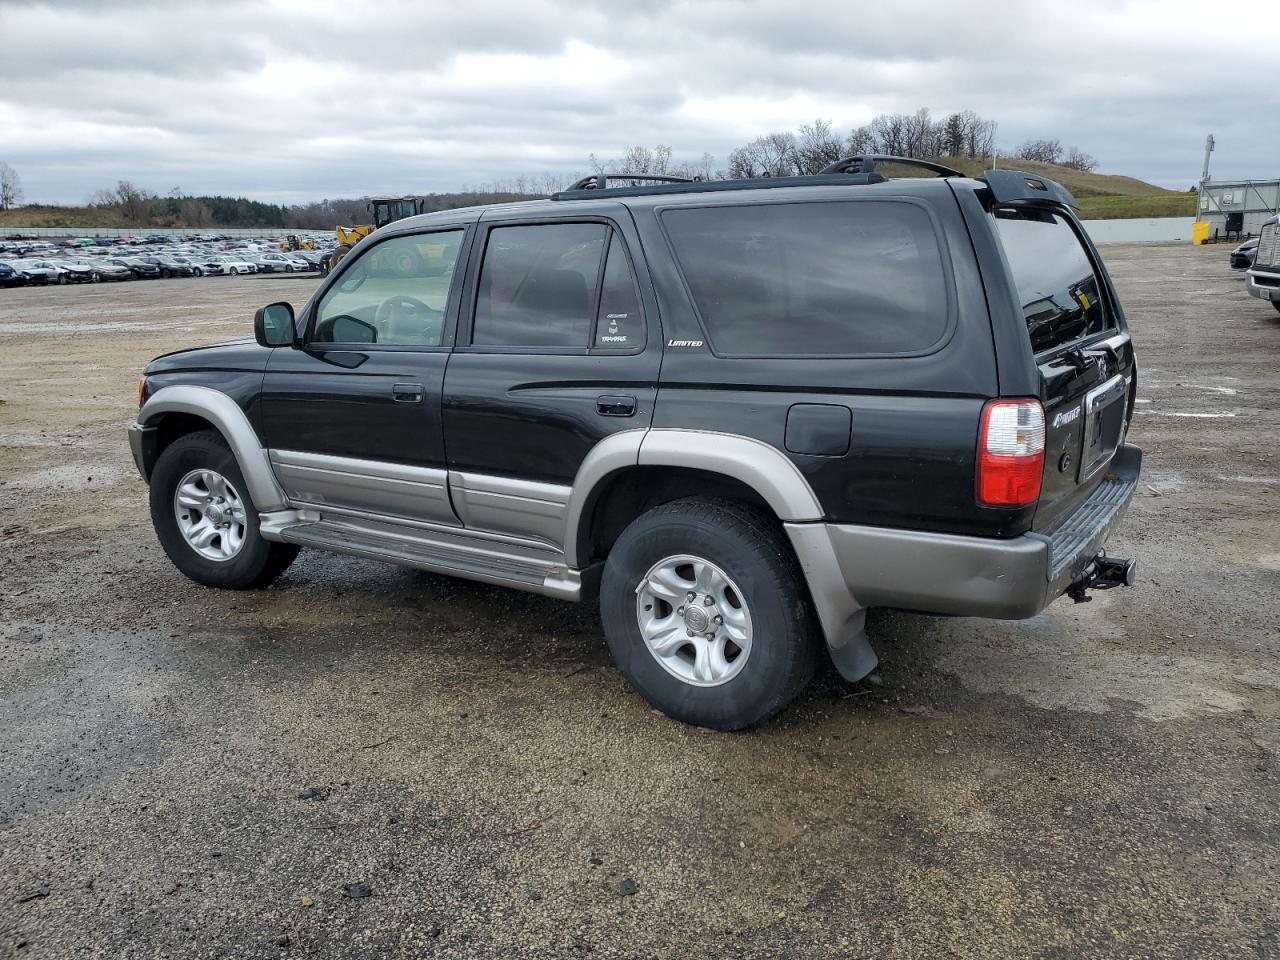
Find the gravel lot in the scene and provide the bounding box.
[2,246,1278,959]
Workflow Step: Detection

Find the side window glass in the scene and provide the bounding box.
[594,232,643,349]
[473,223,607,348]
[992,210,1112,353]
[313,230,463,346]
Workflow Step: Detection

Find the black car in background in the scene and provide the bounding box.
[108,258,162,280]
[139,256,197,278]
[1231,237,1258,270]
[0,261,29,287]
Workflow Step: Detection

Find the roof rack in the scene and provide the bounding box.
[549,155,971,202]
[565,172,696,192]
[819,155,966,180]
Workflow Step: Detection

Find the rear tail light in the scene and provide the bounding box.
[977,399,1045,507]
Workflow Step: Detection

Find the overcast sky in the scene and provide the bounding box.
[1,0,1276,204]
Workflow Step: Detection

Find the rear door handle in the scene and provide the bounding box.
[393,382,424,403]
[596,394,636,417]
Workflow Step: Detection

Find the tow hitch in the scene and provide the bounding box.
[1066,555,1137,603]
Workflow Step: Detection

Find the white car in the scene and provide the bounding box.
[204,256,258,276]
[254,252,310,273]
[169,256,208,277]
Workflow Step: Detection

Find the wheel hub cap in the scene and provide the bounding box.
[635,555,753,688]
[173,468,247,562]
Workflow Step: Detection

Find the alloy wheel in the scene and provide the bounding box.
[635,554,753,687]
[173,468,248,562]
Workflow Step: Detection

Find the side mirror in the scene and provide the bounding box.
[254,302,296,347]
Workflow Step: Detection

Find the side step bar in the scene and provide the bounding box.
[270,517,583,600]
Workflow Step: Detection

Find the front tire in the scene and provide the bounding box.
[600,498,819,730]
[1272,300,1280,314]
[149,430,299,589]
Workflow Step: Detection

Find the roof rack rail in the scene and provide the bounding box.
[820,155,966,179]
[565,172,696,192]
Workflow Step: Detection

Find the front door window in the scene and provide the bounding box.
[314,231,464,346]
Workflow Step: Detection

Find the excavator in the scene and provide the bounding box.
[321,196,432,275]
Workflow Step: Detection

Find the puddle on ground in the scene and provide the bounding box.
[938,613,1277,723]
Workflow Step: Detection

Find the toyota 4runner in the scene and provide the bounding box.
[128,157,1141,730]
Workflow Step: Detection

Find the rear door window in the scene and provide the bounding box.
[472,223,607,348]
[992,210,1112,353]
[661,200,949,357]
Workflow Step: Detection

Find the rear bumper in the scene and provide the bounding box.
[1246,268,1280,301]
[819,444,1142,620]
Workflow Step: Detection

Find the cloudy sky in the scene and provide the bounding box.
[1,0,1276,204]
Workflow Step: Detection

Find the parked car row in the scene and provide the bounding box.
[0,237,332,288]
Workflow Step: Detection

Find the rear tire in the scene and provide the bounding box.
[149,430,299,589]
[600,498,819,730]
[1272,301,1280,314]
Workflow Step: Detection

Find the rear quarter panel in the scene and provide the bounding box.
[632,181,1019,537]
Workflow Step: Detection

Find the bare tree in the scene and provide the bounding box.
[92,181,155,223]
[0,163,22,210]
[968,115,998,162]
[177,198,213,227]
[846,124,877,156]
[794,119,844,174]
[1016,138,1063,164]
[590,144,675,176]
[726,132,798,178]
[1061,146,1098,172]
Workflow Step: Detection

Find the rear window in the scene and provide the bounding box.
[662,201,949,357]
[993,209,1111,353]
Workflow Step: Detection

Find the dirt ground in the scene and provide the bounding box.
[1,247,1278,959]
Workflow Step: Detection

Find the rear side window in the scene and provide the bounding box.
[993,210,1111,353]
[473,223,606,348]
[594,232,642,348]
[662,201,949,357]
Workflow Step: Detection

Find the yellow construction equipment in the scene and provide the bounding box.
[321,197,431,275]
[279,235,317,251]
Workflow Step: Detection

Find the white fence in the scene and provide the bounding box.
[1081,217,1197,243]
[7,218,1199,244]
[4,226,329,240]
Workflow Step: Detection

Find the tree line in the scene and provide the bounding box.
[1,108,1101,228]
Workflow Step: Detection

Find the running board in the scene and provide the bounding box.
[271,517,583,600]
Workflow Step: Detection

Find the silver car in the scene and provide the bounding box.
[9,259,64,284]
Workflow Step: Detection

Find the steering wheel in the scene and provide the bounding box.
[373,295,442,342]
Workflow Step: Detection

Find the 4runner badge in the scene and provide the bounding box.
[1053,406,1082,429]
[666,339,704,348]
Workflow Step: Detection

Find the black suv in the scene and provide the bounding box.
[127,157,1141,730]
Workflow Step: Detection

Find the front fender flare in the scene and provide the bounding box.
[136,384,288,512]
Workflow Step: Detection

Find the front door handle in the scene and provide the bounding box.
[393,382,424,403]
[596,394,636,417]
